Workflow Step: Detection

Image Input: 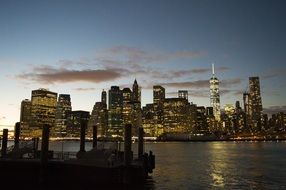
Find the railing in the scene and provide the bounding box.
[53,151,77,160]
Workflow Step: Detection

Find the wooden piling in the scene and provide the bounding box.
[124,124,132,166]
[138,127,144,159]
[80,120,87,152]
[40,124,50,166]
[14,122,21,150]
[33,137,39,158]
[93,125,97,149]
[1,129,8,158]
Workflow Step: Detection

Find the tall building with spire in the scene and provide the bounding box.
[132,79,141,107]
[132,79,142,135]
[209,64,221,121]
[101,89,107,105]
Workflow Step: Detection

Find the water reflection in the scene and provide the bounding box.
[46,141,286,189]
[208,143,227,188]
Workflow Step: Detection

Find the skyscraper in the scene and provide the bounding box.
[67,110,90,137]
[55,94,72,137]
[163,98,191,133]
[20,99,31,137]
[122,88,133,125]
[20,99,31,123]
[132,79,141,107]
[101,89,107,105]
[209,64,221,121]
[88,90,108,137]
[153,85,165,127]
[30,88,57,136]
[108,86,123,136]
[132,79,142,135]
[153,85,165,105]
[249,77,263,131]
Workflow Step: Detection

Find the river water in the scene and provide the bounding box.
[47,141,286,189]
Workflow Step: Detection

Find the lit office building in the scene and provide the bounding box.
[153,85,165,130]
[206,107,214,116]
[209,64,221,121]
[20,99,31,137]
[67,111,90,137]
[54,94,72,137]
[243,92,250,131]
[20,99,31,122]
[249,77,263,131]
[195,106,208,134]
[178,90,188,100]
[88,90,108,137]
[269,112,285,132]
[108,86,123,136]
[206,106,217,134]
[163,98,191,133]
[142,104,157,136]
[224,104,235,117]
[122,88,133,125]
[30,89,57,136]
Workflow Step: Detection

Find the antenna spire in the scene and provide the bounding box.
[212,63,215,76]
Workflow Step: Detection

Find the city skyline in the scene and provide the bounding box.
[1,0,286,128]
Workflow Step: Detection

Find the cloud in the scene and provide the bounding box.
[16,65,126,84]
[263,106,286,116]
[221,78,242,88]
[262,69,286,79]
[220,89,244,97]
[73,88,97,92]
[58,58,91,67]
[15,46,208,85]
[159,80,210,89]
[99,57,215,79]
[97,45,203,65]
[157,77,241,89]
[166,90,209,98]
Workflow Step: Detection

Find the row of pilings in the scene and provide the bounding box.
[1,122,145,166]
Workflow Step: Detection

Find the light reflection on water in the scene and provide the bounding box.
[143,141,286,190]
[47,141,286,189]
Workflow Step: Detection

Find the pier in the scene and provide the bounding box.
[0,122,155,187]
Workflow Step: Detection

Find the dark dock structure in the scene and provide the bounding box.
[0,122,155,188]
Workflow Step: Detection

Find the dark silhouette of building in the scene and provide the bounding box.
[67,110,90,137]
[89,90,108,137]
[132,79,141,103]
[178,90,188,100]
[194,106,208,134]
[142,104,156,136]
[101,89,107,105]
[249,77,263,131]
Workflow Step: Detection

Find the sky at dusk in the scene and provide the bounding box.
[1,0,286,129]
